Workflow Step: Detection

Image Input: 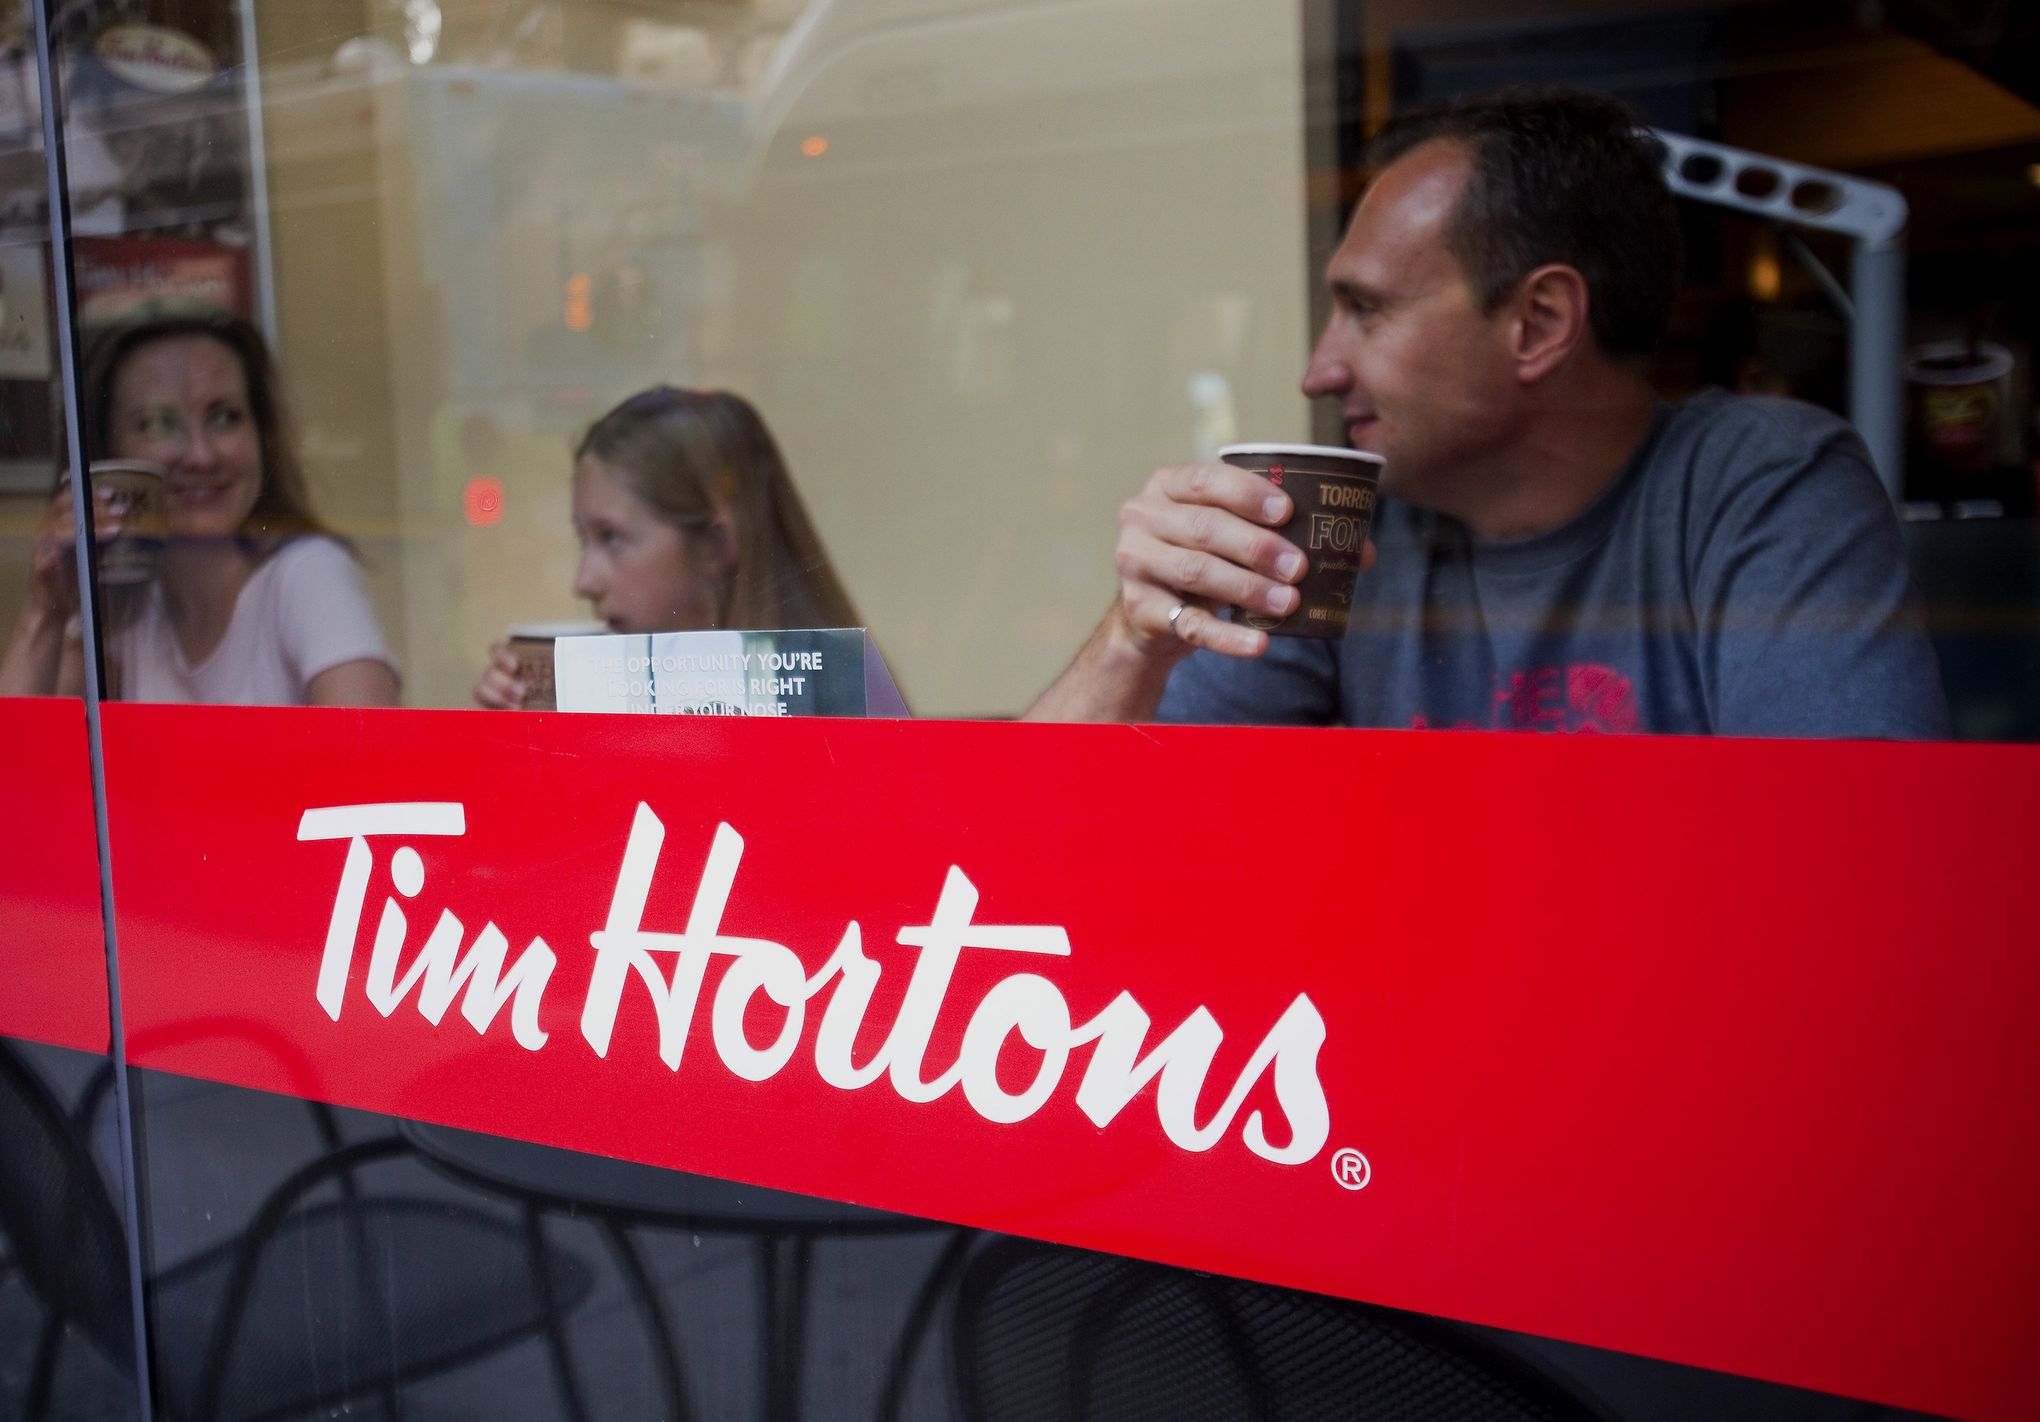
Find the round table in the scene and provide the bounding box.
[398,1119,970,1422]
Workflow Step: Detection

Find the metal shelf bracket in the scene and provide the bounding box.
[1654,129,1909,496]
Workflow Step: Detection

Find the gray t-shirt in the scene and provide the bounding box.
[1159,391,1949,739]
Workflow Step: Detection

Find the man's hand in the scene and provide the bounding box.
[1028,459,1374,722]
[1112,460,1308,659]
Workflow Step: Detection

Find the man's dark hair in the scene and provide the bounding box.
[1367,87,1682,359]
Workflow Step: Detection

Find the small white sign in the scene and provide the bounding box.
[554,628,908,718]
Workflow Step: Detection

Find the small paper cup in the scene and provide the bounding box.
[1219,443,1383,638]
[505,620,607,710]
[66,460,168,587]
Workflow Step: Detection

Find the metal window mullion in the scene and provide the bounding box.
[236,0,279,340]
[29,2,158,1416]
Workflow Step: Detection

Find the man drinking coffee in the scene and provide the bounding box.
[1028,87,1947,738]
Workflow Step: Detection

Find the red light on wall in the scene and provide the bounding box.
[564,274,593,332]
[464,476,505,528]
[800,135,828,158]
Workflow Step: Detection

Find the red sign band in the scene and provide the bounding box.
[8,700,2035,1421]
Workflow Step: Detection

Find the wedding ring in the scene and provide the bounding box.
[1166,602,1190,637]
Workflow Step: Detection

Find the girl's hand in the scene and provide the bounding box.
[472,641,526,710]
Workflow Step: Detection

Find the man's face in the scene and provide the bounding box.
[1300,139,1521,508]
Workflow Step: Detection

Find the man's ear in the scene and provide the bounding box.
[1510,263,1590,383]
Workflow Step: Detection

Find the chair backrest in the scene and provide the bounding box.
[953,1237,1608,1422]
[0,1042,134,1367]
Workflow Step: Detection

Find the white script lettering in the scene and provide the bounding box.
[303,801,1332,1165]
[299,803,555,1050]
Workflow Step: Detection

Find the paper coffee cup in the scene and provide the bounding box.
[505,620,606,710]
[1907,341,2012,476]
[67,460,167,587]
[1219,443,1383,639]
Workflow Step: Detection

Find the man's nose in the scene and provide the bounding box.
[1299,327,1352,400]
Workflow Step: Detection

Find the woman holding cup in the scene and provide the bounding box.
[0,314,398,706]
[472,386,859,709]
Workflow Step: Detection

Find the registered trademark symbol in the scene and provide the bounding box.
[1331,1147,1371,1191]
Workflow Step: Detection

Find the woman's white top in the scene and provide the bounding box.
[113,536,397,706]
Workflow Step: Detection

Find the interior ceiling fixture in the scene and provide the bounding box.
[1887,0,2040,110]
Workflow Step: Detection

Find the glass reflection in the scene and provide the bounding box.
[3,314,402,704]
[0,17,137,1347]
[0,1,2033,724]
[0,1039,143,1422]
[113,1068,1946,1420]
[0,0,2020,1418]
[89,315,398,705]
[471,386,859,709]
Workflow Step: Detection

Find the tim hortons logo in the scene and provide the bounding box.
[299,801,1332,1166]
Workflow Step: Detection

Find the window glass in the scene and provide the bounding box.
[0,692,142,1418]
[0,0,143,1407]
[13,0,2029,1417]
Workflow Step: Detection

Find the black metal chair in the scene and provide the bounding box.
[0,1041,597,1421]
[0,1041,133,1418]
[400,1119,975,1422]
[951,1235,1616,1422]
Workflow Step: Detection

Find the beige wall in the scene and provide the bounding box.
[731,0,1315,715]
[244,0,1316,715]
[0,0,1313,709]
[1,3,1311,713]
[0,500,36,645]
[254,3,413,696]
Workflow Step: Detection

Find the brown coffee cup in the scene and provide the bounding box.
[1219,442,1383,639]
[1907,341,2012,477]
[505,621,606,710]
[68,460,168,587]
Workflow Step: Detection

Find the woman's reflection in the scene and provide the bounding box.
[0,314,399,706]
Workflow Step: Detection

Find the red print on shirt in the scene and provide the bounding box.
[1494,668,1567,730]
[1412,664,1639,733]
[1564,664,1640,733]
